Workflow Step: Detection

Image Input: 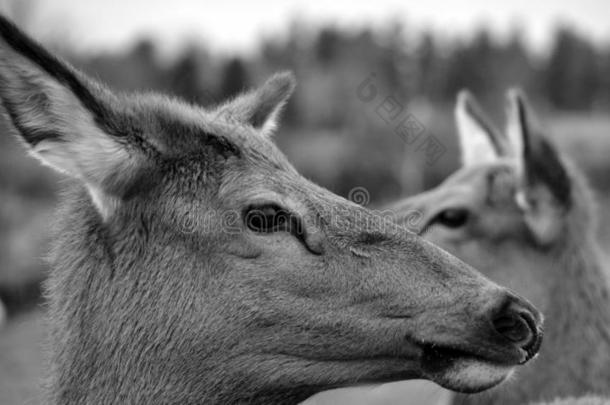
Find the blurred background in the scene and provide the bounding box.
[0,0,609,403]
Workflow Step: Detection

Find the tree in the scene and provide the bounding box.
[168,49,205,105]
[315,27,341,65]
[220,58,249,100]
[546,26,601,110]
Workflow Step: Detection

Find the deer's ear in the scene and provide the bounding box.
[455,90,507,167]
[0,16,144,217]
[507,89,572,245]
[215,72,295,136]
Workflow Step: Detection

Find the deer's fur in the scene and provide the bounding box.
[390,90,610,405]
[0,16,543,404]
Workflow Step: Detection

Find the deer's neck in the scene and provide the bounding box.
[509,237,610,403]
[520,235,610,401]
[544,236,610,371]
[542,175,610,381]
[454,233,610,405]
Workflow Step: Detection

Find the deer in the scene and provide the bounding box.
[0,15,544,404]
[388,89,610,405]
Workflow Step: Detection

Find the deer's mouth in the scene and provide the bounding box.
[419,343,523,393]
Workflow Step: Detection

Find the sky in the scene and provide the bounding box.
[6,0,610,58]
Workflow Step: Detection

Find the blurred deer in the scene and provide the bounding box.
[389,90,610,404]
[0,16,544,404]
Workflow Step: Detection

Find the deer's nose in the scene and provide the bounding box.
[492,294,543,361]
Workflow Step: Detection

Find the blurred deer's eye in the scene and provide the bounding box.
[434,208,470,229]
[245,204,291,233]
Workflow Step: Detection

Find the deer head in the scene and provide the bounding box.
[390,89,592,313]
[0,16,542,404]
[390,89,610,405]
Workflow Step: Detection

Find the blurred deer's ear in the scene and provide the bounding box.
[214,72,296,136]
[0,15,146,218]
[506,89,572,245]
[455,90,507,167]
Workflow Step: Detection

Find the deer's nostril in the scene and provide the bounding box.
[488,294,543,364]
[492,298,541,357]
[493,313,532,344]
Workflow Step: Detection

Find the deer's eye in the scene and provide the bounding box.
[433,208,470,229]
[244,204,291,233]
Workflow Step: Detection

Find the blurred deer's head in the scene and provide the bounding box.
[0,16,542,404]
[392,89,593,312]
